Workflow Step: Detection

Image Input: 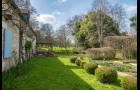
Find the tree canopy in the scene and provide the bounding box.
[129,14,137,31]
[72,11,120,49]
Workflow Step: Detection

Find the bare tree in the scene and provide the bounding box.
[14,0,37,14]
[109,4,126,31]
[29,14,40,30]
[14,0,39,30]
[55,25,72,52]
[91,0,111,14]
[66,15,84,32]
[66,15,84,46]
[91,0,110,47]
[39,23,55,43]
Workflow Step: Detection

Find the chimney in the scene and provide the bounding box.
[20,9,30,22]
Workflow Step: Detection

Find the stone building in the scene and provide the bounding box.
[2,0,37,71]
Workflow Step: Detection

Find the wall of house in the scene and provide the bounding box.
[32,36,36,54]
[2,1,37,72]
[22,33,36,60]
[2,18,20,72]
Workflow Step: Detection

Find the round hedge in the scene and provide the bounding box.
[70,56,77,63]
[75,59,81,66]
[80,62,86,68]
[121,76,137,90]
[79,56,84,60]
[95,67,118,83]
[86,47,116,60]
[84,62,98,74]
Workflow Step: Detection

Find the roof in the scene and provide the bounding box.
[10,0,37,37]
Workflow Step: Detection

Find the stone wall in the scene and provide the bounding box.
[2,0,37,72]
[22,33,36,60]
[2,18,20,72]
[32,36,36,54]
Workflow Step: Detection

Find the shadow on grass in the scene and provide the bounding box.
[13,56,95,90]
[65,65,82,69]
[111,79,122,87]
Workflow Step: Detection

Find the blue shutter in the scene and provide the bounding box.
[4,29,12,58]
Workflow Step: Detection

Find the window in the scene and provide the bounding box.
[4,29,12,58]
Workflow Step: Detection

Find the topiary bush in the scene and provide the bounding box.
[73,47,83,54]
[121,76,137,90]
[80,62,86,68]
[95,67,118,83]
[70,56,77,63]
[75,59,81,66]
[86,47,116,60]
[84,62,98,74]
[79,56,84,60]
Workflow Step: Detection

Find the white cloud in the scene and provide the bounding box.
[52,0,67,6]
[37,14,57,24]
[123,4,137,13]
[57,0,67,3]
[52,11,64,15]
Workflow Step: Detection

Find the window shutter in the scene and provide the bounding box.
[4,29,12,58]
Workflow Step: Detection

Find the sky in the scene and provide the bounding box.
[30,0,137,32]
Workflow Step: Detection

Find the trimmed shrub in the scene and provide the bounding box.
[121,76,137,90]
[73,47,83,54]
[75,59,81,66]
[80,62,86,68]
[86,47,116,60]
[70,56,77,63]
[84,62,98,74]
[104,36,137,59]
[79,56,84,60]
[95,67,118,83]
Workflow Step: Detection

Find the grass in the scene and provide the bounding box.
[3,54,124,90]
[2,60,34,90]
[3,47,132,90]
[40,46,74,54]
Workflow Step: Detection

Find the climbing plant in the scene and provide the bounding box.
[25,40,32,59]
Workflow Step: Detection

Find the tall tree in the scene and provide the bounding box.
[66,15,84,45]
[55,25,72,50]
[129,14,137,31]
[72,11,120,48]
[110,4,126,31]
[90,0,125,47]
[91,0,126,32]
[39,23,55,43]
[66,15,84,32]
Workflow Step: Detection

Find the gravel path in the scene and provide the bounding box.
[117,71,131,76]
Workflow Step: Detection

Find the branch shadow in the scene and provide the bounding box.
[48,57,95,90]
[110,79,122,87]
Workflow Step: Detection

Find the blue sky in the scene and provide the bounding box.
[30,0,137,32]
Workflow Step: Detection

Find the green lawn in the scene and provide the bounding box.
[6,54,124,90]
[40,46,74,54]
